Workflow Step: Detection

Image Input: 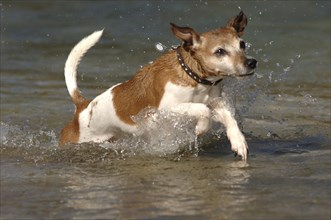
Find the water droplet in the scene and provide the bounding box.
[155,43,166,52]
[262,58,269,63]
[283,66,291,72]
[255,73,263,79]
[304,94,317,105]
[268,71,273,82]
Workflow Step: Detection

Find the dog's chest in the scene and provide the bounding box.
[159,82,217,108]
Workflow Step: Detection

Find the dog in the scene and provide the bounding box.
[60,11,257,160]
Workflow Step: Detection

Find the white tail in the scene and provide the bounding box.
[64,30,104,103]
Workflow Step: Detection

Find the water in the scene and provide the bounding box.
[1,1,330,219]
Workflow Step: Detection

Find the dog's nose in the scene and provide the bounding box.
[246,59,257,69]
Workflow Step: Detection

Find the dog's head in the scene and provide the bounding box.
[171,11,257,79]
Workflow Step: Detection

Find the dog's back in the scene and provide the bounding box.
[60,11,256,160]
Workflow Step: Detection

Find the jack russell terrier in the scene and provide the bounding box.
[60,11,257,160]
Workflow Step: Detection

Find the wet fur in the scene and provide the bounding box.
[60,11,257,160]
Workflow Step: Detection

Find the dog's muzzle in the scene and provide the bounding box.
[245,58,257,69]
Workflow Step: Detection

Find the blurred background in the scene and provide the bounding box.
[1,0,330,139]
[0,1,330,220]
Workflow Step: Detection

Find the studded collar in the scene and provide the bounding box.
[175,47,222,86]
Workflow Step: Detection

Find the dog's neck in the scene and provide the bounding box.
[176,47,222,86]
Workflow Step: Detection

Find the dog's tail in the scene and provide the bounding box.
[64,29,104,105]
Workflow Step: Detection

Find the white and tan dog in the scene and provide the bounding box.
[60,11,257,160]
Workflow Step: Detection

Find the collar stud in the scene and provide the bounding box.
[176,47,222,86]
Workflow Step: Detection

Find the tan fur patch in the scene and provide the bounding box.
[191,27,240,76]
[60,90,91,146]
[112,49,198,125]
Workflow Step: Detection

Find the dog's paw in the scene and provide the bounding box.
[229,131,249,161]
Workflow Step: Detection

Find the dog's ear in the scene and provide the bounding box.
[226,11,248,36]
[170,23,200,50]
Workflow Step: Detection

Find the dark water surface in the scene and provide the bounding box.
[1,1,330,219]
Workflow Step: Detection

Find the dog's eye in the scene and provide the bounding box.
[214,48,227,56]
[240,41,246,50]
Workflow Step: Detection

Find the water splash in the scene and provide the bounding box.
[0,121,57,149]
[0,109,203,162]
[101,109,198,157]
[0,39,306,162]
[303,94,317,105]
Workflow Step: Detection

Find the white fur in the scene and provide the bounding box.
[63,30,250,160]
[64,30,104,98]
[159,83,213,135]
[159,82,248,160]
[213,101,248,160]
[78,86,138,143]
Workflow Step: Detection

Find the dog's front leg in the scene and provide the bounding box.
[211,100,248,160]
[168,103,211,136]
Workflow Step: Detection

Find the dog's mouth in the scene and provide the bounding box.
[237,70,255,78]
